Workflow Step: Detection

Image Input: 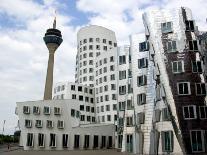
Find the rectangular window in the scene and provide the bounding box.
[189,40,198,51]
[44,106,50,115]
[126,117,133,126]
[57,120,64,129]
[110,74,115,80]
[196,83,206,95]
[38,133,45,147]
[161,131,173,152]
[111,84,116,90]
[33,106,40,115]
[199,106,207,119]
[119,70,126,80]
[79,95,83,101]
[110,56,114,62]
[186,20,195,31]
[27,133,34,147]
[50,134,56,147]
[54,107,61,115]
[138,58,148,68]
[162,108,170,121]
[71,109,75,117]
[137,112,145,124]
[119,85,126,95]
[190,130,204,152]
[72,94,76,99]
[137,93,146,105]
[127,100,133,110]
[172,61,184,73]
[166,41,177,52]
[86,106,90,112]
[113,104,117,110]
[47,120,53,128]
[177,82,191,95]
[183,105,197,119]
[119,55,126,65]
[107,115,111,121]
[81,115,85,121]
[161,22,173,33]
[112,94,116,100]
[137,75,147,86]
[78,86,82,92]
[25,119,32,128]
[23,106,30,114]
[139,41,149,51]
[119,102,125,111]
[110,65,115,71]
[35,120,43,128]
[192,61,202,73]
[62,134,69,148]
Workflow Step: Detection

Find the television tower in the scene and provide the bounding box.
[43,15,63,100]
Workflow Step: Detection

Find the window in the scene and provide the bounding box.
[78,86,82,92]
[177,82,191,95]
[138,58,148,68]
[118,117,124,126]
[54,107,61,115]
[70,108,76,117]
[71,85,75,90]
[137,75,147,86]
[50,134,56,147]
[104,58,107,64]
[119,86,126,95]
[110,74,115,80]
[109,41,112,45]
[83,39,87,44]
[111,84,116,90]
[199,106,207,119]
[89,52,93,57]
[110,56,114,62]
[126,117,133,126]
[103,39,106,43]
[110,65,114,71]
[106,105,110,111]
[189,40,198,51]
[114,43,117,47]
[91,107,94,113]
[79,95,83,101]
[112,94,116,100]
[101,106,104,112]
[161,22,173,33]
[161,131,173,152]
[119,101,126,111]
[83,46,87,51]
[38,133,45,147]
[103,46,107,51]
[119,55,126,65]
[47,120,53,128]
[166,41,177,52]
[172,61,184,73]
[57,120,64,129]
[137,113,145,124]
[35,120,43,128]
[113,104,117,110]
[137,93,146,105]
[23,106,30,114]
[103,67,107,73]
[154,109,161,122]
[27,133,34,147]
[139,41,149,51]
[87,116,91,122]
[44,106,50,115]
[89,89,93,94]
[89,38,93,42]
[104,85,108,91]
[86,106,90,112]
[119,70,126,80]
[105,95,109,101]
[183,105,197,119]
[162,108,170,121]
[190,130,204,152]
[102,116,105,122]
[96,38,100,42]
[127,100,133,110]
[62,134,69,148]
[192,61,202,73]
[72,94,76,99]
[96,45,100,50]
[33,106,40,115]
[76,111,80,118]
[25,119,32,128]
[80,115,85,121]
[196,83,206,95]
[107,115,111,121]
[104,76,107,82]
[185,20,195,31]
[85,97,89,102]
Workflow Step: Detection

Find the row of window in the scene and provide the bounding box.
[71,94,94,103]
[70,85,93,94]
[96,84,116,94]
[23,106,61,115]
[79,37,117,47]
[80,105,94,113]
[96,94,117,103]
[96,104,117,113]
[96,56,115,67]
[95,74,116,85]
[25,119,64,129]
[97,114,117,122]
[26,133,113,149]
[54,85,65,93]
[79,45,113,52]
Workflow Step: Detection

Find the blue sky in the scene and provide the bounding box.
[0,0,207,134]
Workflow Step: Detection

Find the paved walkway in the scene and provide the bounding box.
[0,149,127,155]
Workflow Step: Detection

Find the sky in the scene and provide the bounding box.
[0,0,207,135]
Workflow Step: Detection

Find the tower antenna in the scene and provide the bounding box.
[53,10,56,29]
